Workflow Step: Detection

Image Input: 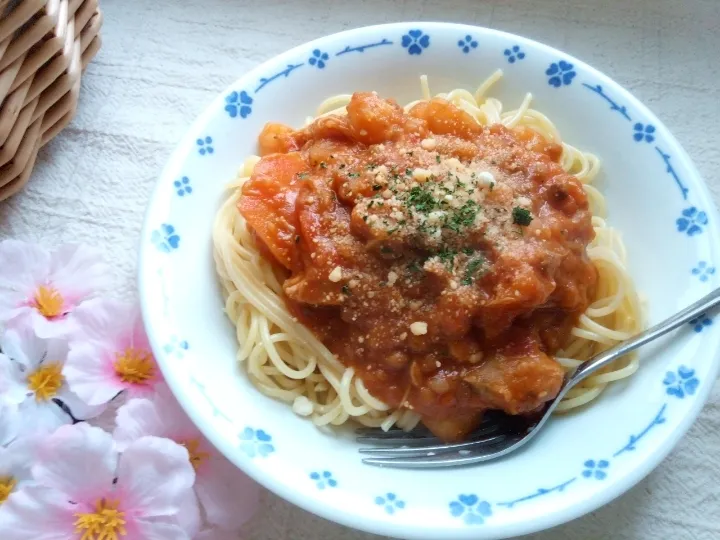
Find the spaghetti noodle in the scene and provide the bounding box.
[213,70,644,433]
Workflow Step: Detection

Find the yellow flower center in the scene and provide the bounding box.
[181,438,210,471]
[0,476,16,505]
[114,348,155,385]
[74,498,127,540]
[27,362,64,401]
[32,285,64,318]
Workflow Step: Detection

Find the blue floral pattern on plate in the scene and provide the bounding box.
[692,261,715,282]
[225,91,253,118]
[581,459,609,480]
[689,314,712,333]
[310,471,337,489]
[163,335,189,356]
[401,30,430,55]
[238,427,275,458]
[504,45,525,63]
[633,123,656,143]
[151,224,180,253]
[308,49,329,69]
[449,495,492,525]
[458,35,478,53]
[196,136,214,155]
[174,176,192,196]
[375,492,405,514]
[676,207,708,236]
[546,60,576,87]
[664,366,699,398]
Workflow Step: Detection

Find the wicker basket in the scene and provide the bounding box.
[0,0,101,201]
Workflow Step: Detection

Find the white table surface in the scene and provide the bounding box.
[2,0,719,538]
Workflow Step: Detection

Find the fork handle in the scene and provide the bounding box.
[568,286,720,387]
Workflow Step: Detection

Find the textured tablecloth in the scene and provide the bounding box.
[1,0,719,538]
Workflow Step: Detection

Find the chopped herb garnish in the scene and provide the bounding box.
[407,186,437,213]
[348,172,360,178]
[297,172,308,179]
[436,155,441,163]
[363,215,368,222]
[367,163,377,170]
[372,184,382,191]
[295,235,301,244]
[462,256,486,285]
[380,246,393,254]
[405,168,413,176]
[319,162,327,169]
[462,247,474,255]
[368,200,374,208]
[408,261,423,273]
[447,201,479,232]
[437,248,457,270]
[512,206,533,226]
[489,181,495,191]
[341,285,351,295]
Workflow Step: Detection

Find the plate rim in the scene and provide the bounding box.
[138,21,720,540]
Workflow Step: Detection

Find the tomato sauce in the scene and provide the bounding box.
[239,92,597,441]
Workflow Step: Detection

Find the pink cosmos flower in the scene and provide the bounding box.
[64,298,163,406]
[114,385,260,532]
[0,241,109,338]
[0,322,103,438]
[0,423,198,540]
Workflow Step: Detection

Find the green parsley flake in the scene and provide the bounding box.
[407,186,436,213]
[512,206,533,226]
[447,201,478,232]
[437,248,457,270]
[341,285,351,295]
[462,256,486,285]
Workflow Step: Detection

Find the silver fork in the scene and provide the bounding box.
[357,286,720,468]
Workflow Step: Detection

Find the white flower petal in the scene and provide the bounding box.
[0,240,48,293]
[152,384,200,438]
[31,312,79,340]
[0,401,20,446]
[64,341,122,407]
[0,434,41,484]
[130,306,152,351]
[0,485,76,540]
[195,453,260,530]
[113,398,166,450]
[49,244,110,306]
[117,436,195,519]
[132,518,193,540]
[0,353,28,405]
[0,325,45,371]
[70,297,130,346]
[14,399,73,439]
[176,490,201,538]
[32,424,116,503]
[55,385,105,420]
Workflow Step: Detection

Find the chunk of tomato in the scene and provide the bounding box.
[238,153,308,270]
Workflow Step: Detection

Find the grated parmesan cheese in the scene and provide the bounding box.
[410,321,428,335]
[329,266,343,282]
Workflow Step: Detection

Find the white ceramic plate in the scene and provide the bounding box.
[138,23,720,540]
